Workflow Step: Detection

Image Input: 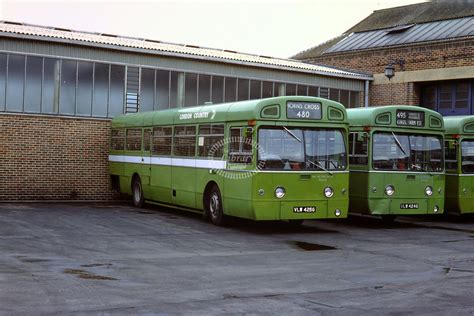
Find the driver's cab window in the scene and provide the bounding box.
[229,127,253,164]
[349,132,368,165]
[444,140,457,171]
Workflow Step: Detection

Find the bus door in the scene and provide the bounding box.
[223,125,255,217]
[171,125,197,209]
[141,128,152,194]
[149,126,173,204]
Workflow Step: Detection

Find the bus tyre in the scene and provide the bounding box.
[207,185,226,226]
[132,177,144,208]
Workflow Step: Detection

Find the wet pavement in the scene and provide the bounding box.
[0,203,473,314]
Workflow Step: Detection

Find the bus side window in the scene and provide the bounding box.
[198,124,224,158]
[349,132,368,165]
[229,127,253,164]
[111,128,125,150]
[126,129,142,151]
[152,127,172,155]
[174,125,196,157]
[445,140,457,171]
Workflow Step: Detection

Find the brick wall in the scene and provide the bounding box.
[302,39,473,106]
[370,82,420,106]
[0,114,117,200]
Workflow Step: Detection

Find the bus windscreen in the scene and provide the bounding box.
[372,132,443,172]
[257,127,346,171]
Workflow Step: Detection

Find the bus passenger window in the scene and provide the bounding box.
[229,127,253,164]
[111,129,125,150]
[126,129,142,151]
[198,124,224,158]
[174,125,196,157]
[349,132,368,165]
[152,127,172,155]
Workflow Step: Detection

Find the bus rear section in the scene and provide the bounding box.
[444,116,474,214]
[348,106,445,219]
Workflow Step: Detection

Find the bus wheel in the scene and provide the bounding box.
[132,177,144,208]
[208,185,225,226]
[381,215,396,223]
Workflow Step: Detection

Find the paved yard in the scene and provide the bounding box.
[0,203,473,314]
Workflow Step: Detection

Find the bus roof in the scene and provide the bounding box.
[347,105,444,130]
[444,116,474,135]
[111,96,348,128]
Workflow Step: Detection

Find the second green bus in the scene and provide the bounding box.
[347,105,445,221]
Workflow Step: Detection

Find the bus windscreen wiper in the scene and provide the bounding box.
[283,126,302,143]
[391,132,408,157]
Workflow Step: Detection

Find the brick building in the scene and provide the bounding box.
[294,1,474,115]
[0,22,371,200]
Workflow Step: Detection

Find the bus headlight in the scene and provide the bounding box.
[324,187,334,198]
[385,185,395,196]
[425,186,433,196]
[335,209,341,217]
[434,205,439,213]
[275,187,285,199]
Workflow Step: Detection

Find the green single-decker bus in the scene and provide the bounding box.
[347,105,445,221]
[110,96,350,225]
[444,116,474,214]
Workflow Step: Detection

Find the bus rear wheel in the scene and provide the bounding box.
[132,177,144,208]
[207,185,226,226]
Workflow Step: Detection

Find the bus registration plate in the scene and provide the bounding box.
[400,203,419,209]
[293,206,316,213]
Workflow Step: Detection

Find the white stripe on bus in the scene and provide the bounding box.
[109,155,227,169]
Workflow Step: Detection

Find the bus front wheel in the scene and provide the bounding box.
[132,177,144,208]
[207,185,226,226]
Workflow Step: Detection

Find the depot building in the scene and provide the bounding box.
[0,21,371,200]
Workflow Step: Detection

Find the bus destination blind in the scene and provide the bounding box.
[396,110,424,127]
[287,102,322,120]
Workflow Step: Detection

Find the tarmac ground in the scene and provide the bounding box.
[1,202,473,314]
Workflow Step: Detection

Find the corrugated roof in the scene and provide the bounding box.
[325,16,473,53]
[0,21,372,80]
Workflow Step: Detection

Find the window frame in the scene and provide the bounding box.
[173,125,197,157]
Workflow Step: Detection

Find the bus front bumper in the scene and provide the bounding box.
[368,198,444,215]
[252,199,348,220]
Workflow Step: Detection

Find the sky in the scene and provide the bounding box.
[0,0,427,58]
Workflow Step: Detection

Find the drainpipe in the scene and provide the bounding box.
[364,80,370,107]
